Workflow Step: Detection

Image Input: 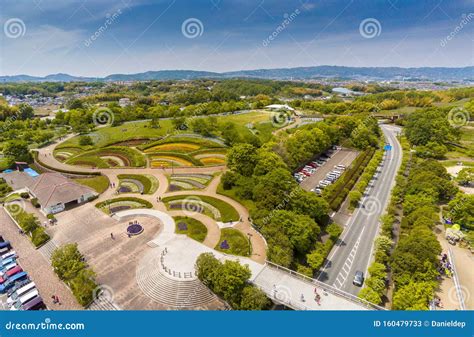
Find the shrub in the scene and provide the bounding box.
[20,192,29,199]
[31,227,50,247]
[31,198,40,208]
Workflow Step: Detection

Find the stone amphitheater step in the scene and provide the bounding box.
[87,298,121,311]
[136,250,216,308]
[38,239,59,262]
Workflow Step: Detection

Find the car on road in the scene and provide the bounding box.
[353,271,364,287]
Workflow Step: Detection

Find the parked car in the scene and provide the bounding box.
[10,289,39,311]
[2,251,16,260]
[7,279,32,297]
[0,272,28,293]
[23,296,45,310]
[7,282,36,305]
[6,266,23,278]
[353,271,364,287]
[0,241,11,250]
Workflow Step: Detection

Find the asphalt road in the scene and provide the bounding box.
[317,124,402,295]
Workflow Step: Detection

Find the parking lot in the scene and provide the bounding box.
[299,148,359,192]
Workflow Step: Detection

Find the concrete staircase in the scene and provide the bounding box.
[38,239,58,261]
[87,298,121,311]
[136,249,216,309]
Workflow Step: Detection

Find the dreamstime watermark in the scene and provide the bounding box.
[92,284,115,304]
[359,18,382,39]
[440,13,474,47]
[360,196,382,216]
[261,187,299,226]
[448,284,470,307]
[181,18,204,39]
[84,9,123,47]
[92,107,115,127]
[447,107,470,127]
[273,284,292,304]
[182,196,204,217]
[5,199,26,217]
[270,110,292,128]
[262,9,300,47]
[3,18,26,38]
[5,318,85,331]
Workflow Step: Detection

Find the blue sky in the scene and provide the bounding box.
[1,0,473,76]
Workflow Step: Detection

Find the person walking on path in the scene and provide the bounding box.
[110,233,114,240]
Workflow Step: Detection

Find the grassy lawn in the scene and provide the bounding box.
[174,216,207,242]
[216,183,256,214]
[214,228,250,257]
[58,120,175,149]
[162,194,240,222]
[218,111,272,125]
[74,175,110,193]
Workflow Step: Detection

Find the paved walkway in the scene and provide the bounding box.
[252,264,370,310]
[0,207,81,310]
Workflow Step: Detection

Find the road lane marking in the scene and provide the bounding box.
[331,226,365,288]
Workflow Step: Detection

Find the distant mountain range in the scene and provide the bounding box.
[1,66,473,83]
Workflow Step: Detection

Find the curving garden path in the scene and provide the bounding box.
[36,136,267,263]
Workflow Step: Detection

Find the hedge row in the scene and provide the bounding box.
[32,151,101,176]
[323,148,376,211]
[6,206,50,248]
[348,150,384,209]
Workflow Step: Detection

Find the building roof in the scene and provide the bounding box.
[28,173,96,208]
[0,171,36,191]
[265,104,295,111]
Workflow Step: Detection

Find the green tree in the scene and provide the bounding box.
[69,268,97,306]
[239,286,269,310]
[51,243,86,282]
[195,253,221,288]
[358,287,382,305]
[3,140,32,163]
[392,281,436,310]
[227,144,258,177]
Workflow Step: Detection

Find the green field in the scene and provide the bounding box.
[214,228,250,256]
[174,216,208,242]
[74,175,110,193]
[162,194,240,222]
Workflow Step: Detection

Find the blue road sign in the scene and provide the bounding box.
[384,144,392,151]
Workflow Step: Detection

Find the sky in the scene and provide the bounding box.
[0,0,473,77]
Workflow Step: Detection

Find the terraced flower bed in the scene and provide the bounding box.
[174,216,207,242]
[143,136,227,167]
[96,197,152,214]
[117,174,158,194]
[162,195,239,222]
[168,174,214,191]
[214,228,250,257]
[65,146,146,168]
